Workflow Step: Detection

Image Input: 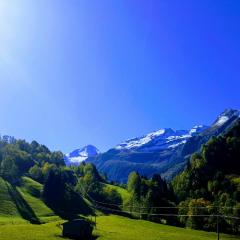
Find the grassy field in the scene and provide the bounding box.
[0,178,21,217]
[0,215,238,240]
[0,220,65,240]
[94,215,239,240]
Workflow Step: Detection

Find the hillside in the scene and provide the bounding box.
[16,177,60,223]
[172,119,240,233]
[0,174,130,224]
[0,177,59,224]
[0,177,24,223]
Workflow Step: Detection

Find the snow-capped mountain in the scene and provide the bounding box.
[213,108,240,127]
[65,145,100,165]
[115,125,208,152]
[87,109,240,183]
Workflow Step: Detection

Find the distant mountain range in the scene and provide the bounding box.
[114,125,208,152]
[65,109,240,183]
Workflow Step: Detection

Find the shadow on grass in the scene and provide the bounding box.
[96,206,133,219]
[7,182,40,224]
[44,188,94,221]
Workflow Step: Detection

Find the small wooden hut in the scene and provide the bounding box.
[62,219,93,239]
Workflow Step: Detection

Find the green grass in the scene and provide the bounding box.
[0,215,238,240]
[0,221,67,240]
[94,215,239,240]
[17,177,59,223]
[0,216,27,225]
[0,178,21,217]
[0,177,60,224]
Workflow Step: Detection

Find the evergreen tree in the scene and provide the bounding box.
[0,156,19,182]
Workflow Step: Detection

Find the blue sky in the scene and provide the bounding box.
[0,0,239,152]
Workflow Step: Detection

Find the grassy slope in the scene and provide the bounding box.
[0,176,92,223]
[0,215,238,240]
[0,177,26,224]
[17,177,60,223]
[0,177,59,224]
[0,178,20,217]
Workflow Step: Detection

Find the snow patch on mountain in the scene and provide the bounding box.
[214,116,229,127]
[189,125,205,135]
[115,129,167,150]
[168,139,187,149]
[213,109,240,127]
[115,125,208,152]
[65,145,100,165]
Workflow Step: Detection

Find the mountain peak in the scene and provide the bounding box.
[222,108,239,114]
[64,145,100,165]
[82,144,100,153]
[213,109,239,127]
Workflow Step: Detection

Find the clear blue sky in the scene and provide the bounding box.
[0,1,239,152]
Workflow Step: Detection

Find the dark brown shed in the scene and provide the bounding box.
[62,219,93,239]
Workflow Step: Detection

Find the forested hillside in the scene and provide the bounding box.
[172,120,240,233]
[0,136,129,221]
[0,136,64,183]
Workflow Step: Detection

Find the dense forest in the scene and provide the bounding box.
[172,120,240,233]
[0,120,239,234]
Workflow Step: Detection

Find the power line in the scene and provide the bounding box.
[80,182,240,222]
[83,190,240,220]
[94,204,240,219]
[90,198,240,210]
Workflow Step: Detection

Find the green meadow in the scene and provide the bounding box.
[0,215,239,240]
